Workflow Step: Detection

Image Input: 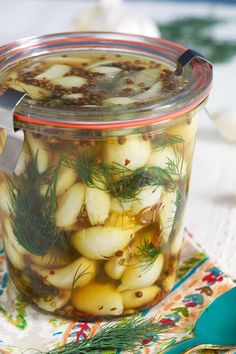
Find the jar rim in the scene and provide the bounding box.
[0,31,213,130]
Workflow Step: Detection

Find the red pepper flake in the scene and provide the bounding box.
[135,291,143,298]
[115,250,123,257]
[125,159,131,166]
[49,270,55,275]
[110,307,117,311]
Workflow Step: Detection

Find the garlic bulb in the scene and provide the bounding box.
[72,0,160,38]
[211,108,236,142]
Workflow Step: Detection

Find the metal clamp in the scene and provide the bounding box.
[175,49,212,76]
[0,89,25,173]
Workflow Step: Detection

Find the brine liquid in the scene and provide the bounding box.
[0,51,197,320]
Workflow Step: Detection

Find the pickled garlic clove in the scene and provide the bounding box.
[0,181,11,215]
[4,217,29,255]
[121,285,161,309]
[15,141,31,176]
[62,93,83,100]
[104,249,128,280]
[105,212,136,229]
[130,186,163,215]
[85,183,110,225]
[72,282,123,316]
[103,97,139,106]
[55,183,85,227]
[4,238,25,270]
[30,251,70,267]
[9,81,52,99]
[44,56,92,66]
[148,146,186,179]
[132,82,162,102]
[104,136,151,170]
[119,253,164,290]
[110,198,132,213]
[35,64,71,80]
[130,68,160,88]
[31,257,97,289]
[170,225,184,255]
[51,76,87,88]
[26,132,51,173]
[168,114,197,146]
[33,289,71,312]
[162,272,176,293]
[40,164,78,197]
[86,60,115,69]
[71,226,134,260]
[0,128,7,155]
[159,190,177,242]
[89,66,121,75]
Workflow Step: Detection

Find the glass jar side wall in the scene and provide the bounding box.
[0,108,198,320]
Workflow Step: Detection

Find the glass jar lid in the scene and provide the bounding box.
[0,32,212,130]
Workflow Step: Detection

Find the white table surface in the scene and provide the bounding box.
[1,0,236,277]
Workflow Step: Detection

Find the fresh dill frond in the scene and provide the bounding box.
[152,133,184,152]
[137,236,161,271]
[7,154,69,256]
[45,317,163,354]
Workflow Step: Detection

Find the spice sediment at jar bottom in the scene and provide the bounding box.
[0,48,200,319]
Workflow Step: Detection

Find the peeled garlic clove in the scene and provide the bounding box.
[4,217,28,255]
[15,141,31,176]
[31,257,96,289]
[159,190,177,242]
[89,66,121,75]
[71,226,134,260]
[132,82,162,101]
[26,131,50,173]
[86,60,115,69]
[132,68,160,88]
[0,128,7,154]
[110,198,132,213]
[55,165,77,197]
[170,225,184,255]
[104,136,151,170]
[35,64,71,80]
[52,76,87,88]
[72,282,123,316]
[103,97,139,106]
[168,116,197,145]
[34,289,71,312]
[30,251,69,267]
[40,164,78,197]
[0,181,11,215]
[55,183,85,227]
[121,285,161,309]
[130,186,163,214]
[148,146,186,179]
[85,183,110,225]
[105,212,136,229]
[44,56,92,66]
[119,254,164,290]
[104,250,128,280]
[62,93,83,100]
[162,272,176,293]
[4,238,25,270]
[13,81,52,99]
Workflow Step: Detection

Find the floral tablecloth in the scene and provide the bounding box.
[0,229,234,353]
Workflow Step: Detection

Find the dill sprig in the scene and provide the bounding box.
[45,317,162,354]
[65,154,177,204]
[152,133,184,152]
[7,154,69,256]
[137,236,161,271]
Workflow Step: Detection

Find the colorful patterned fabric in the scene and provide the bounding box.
[0,230,234,354]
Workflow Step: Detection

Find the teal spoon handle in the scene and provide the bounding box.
[164,337,201,353]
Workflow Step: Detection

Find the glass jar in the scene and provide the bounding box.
[0,32,212,320]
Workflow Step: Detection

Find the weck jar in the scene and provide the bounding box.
[0,32,212,320]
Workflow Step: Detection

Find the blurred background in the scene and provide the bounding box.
[1,0,236,275]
